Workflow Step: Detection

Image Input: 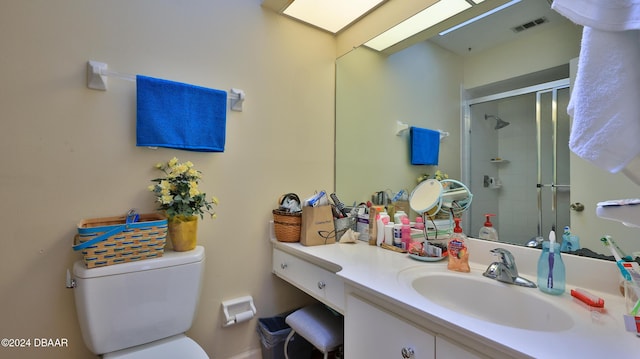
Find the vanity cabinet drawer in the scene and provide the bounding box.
[273,248,345,313]
[346,294,435,359]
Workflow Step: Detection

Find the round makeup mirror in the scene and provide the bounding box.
[439,179,473,217]
[409,179,473,218]
[409,179,443,216]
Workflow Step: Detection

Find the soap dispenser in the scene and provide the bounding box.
[478,214,498,241]
[447,217,470,272]
[537,230,566,295]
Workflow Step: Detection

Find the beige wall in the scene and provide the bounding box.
[463,21,582,89]
[0,1,334,358]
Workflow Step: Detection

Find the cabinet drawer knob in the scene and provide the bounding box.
[401,347,415,358]
[280,263,288,269]
[317,281,326,289]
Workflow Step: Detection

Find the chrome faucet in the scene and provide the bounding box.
[483,248,537,288]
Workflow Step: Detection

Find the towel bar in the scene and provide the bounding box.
[86,60,245,112]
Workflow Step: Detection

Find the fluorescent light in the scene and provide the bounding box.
[364,0,471,51]
[283,0,385,34]
[438,0,521,36]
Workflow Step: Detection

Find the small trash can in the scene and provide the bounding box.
[257,313,313,359]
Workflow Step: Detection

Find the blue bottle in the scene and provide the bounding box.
[560,226,581,252]
[537,231,566,295]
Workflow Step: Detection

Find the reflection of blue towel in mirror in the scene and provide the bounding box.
[136,75,227,152]
[410,127,440,165]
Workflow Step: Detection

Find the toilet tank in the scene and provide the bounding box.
[73,246,205,355]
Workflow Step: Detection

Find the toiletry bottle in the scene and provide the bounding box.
[384,223,395,246]
[376,212,390,246]
[394,211,407,225]
[478,213,498,241]
[537,231,566,295]
[393,223,402,248]
[401,216,411,250]
[414,216,425,231]
[447,217,470,272]
[560,226,580,252]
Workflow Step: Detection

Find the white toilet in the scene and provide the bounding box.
[72,245,209,358]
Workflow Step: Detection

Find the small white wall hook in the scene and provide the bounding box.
[396,121,409,136]
[437,129,450,140]
[87,61,108,91]
[230,88,245,112]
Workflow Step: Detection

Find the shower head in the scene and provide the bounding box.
[485,114,510,130]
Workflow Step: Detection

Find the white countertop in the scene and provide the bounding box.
[272,234,640,358]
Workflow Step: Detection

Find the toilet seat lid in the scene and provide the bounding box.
[103,335,208,359]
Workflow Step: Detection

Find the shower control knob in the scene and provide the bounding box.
[280,263,288,270]
[317,281,326,289]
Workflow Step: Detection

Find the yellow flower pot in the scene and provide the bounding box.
[168,215,198,252]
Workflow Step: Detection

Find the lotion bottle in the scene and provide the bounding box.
[478,214,498,241]
[447,217,470,272]
[401,216,411,250]
[376,212,390,246]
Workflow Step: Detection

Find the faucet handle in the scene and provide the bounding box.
[489,248,518,273]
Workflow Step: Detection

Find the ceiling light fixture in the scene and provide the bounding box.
[283,0,385,34]
[438,0,522,36]
[364,0,472,51]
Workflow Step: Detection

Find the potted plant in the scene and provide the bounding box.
[148,157,218,251]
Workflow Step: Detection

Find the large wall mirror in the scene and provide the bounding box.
[336,0,640,256]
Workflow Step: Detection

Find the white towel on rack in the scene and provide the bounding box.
[552,0,640,31]
[552,0,640,173]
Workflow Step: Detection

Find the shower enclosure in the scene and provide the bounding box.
[463,79,571,245]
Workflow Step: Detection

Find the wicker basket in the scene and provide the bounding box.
[74,212,168,268]
[272,209,302,242]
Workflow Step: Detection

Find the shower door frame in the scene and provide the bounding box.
[536,86,571,238]
[462,78,570,242]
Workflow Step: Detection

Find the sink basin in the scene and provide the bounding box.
[403,270,574,332]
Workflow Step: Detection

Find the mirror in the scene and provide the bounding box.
[335,0,640,257]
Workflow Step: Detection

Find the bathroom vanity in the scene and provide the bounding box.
[271,230,640,358]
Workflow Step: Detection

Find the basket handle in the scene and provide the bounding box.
[72,209,139,251]
[73,225,127,251]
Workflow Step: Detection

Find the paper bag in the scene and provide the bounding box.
[394,200,410,215]
[301,205,336,246]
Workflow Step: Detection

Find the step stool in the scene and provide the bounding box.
[284,303,344,359]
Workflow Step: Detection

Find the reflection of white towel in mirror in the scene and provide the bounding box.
[552,0,640,183]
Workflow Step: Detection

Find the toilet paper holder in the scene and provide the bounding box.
[221,295,256,327]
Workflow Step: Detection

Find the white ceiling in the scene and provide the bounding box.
[429,0,573,56]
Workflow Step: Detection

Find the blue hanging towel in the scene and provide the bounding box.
[410,126,440,165]
[136,75,227,152]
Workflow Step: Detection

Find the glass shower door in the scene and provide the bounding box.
[536,87,571,238]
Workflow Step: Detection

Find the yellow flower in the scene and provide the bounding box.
[185,161,194,168]
[159,180,170,190]
[188,168,200,177]
[168,157,178,167]
[160,194,173,204]
[148,184,156,191]
[154,162,163,169]
[189,184,200,197]
[212,196,219,205]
